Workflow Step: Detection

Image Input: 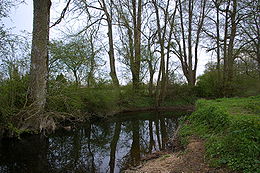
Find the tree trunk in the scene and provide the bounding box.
[187,0,193,86]
[101,0,119,87]
[73,70,78,85]
[178,0,194,86]
[223,1,229,96]
[193,0,206,86]
[109,122,121,173]
[148,63,154,96]
[130,120,140,166]
[174,0,205,86]
[132,0,142,90]
[224,0,237,97]
[30,0,51,110]
[115,0,141,90]
[108,23,120,87]
[153,0,171,106]
[147,36,154,96]
[215,1,221,82]
[88,35,96,87]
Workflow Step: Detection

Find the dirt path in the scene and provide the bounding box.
[125,137,233,173]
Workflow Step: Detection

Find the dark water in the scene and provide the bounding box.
[0,111,188,173]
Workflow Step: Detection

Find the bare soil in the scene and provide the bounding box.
[125,137,233,173]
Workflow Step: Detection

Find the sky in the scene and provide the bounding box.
[3,0,211,80]
[3,0,67,38]
[3,1,33,34]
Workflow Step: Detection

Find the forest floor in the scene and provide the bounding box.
[125,136,233,173]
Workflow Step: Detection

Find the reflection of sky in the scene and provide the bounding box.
[0,112,182,173]
[48,116,177,173]
[115,123,133,172]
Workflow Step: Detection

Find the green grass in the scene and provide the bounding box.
[179,96,260,173]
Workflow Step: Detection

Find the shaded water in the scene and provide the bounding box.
[0,111,188,173]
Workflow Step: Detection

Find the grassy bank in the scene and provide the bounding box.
[0,79,195,137]
[179,96,260,173]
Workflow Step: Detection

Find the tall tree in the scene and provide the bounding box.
[205,0,240,96]
[29,0,51,110]
[239,0,260,78]
[100,0,120,87]
[171,0,207,85]
[74,0,120,87]
[132,0,142,89]
[115,0,142,89]
[152,0,177,105]
[222,0,238,96]
[142,37,158,96]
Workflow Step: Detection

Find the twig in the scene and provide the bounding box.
[50,0,72,28]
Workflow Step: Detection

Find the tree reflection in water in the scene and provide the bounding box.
[0,111,187,173]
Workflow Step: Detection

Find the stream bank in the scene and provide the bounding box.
[0,105,194,138]
[127,96,259,173]
[125,137,234,173]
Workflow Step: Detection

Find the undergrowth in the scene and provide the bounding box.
[0,77,197,136]
[179,96,260,173]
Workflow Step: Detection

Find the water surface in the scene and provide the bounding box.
[0,111,187,173]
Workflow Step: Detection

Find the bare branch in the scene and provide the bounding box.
[50,0,72,28]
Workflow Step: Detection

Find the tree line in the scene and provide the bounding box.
[1,0,259,113]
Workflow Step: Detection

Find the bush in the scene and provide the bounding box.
[196,71,223,98]
[196,66,260,98]
[0,76,28,128]
[164,84,197,106]
[47,81,121,116]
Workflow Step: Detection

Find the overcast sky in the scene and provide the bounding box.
[3,1,33,34]
[3,0,211,78]
[3,0,68,38]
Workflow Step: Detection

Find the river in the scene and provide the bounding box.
[0,111,188,173]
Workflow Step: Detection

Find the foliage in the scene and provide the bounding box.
[118,84,155,108]
[49,39,90,83]
[0,76,28,129]
[196,70,222,98]
[196,61,260,98]
[179,97,260,173]
[49,35,103,86]
[47,81,155,116]
[163,84,197,106]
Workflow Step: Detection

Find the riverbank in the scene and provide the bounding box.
[0,104,194,138]
[125,137,233,173]
[126,96,260,173]
[0,83,196,138]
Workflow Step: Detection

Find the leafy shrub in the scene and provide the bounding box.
[165,84,197,105]
[47,81,122,116]
[196,70,223,98]
[0,76,28,127]
[83,88,120,114]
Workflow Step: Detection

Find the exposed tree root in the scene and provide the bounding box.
[4,103,88,137]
